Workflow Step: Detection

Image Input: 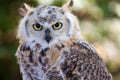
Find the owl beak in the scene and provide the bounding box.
[45,29,52,43]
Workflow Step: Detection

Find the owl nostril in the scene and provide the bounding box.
[45,28,50,33]
[45,29,52,43]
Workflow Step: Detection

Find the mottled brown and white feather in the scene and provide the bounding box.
[16,0,113,80]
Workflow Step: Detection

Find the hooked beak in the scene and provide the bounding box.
[44,29,52,43]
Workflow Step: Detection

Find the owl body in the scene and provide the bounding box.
[16,0,113,80]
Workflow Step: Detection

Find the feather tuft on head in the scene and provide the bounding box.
[18,3,32,16]
[62,0,73,12]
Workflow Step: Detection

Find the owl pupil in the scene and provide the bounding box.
[55,23,59,27]
[36,23,40,28]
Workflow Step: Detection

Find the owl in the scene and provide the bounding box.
[16,0,113,80]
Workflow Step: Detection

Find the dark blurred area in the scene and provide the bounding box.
[0,0,38,80]
[0,0,120,80]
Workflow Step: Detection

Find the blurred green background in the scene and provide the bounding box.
[0,0,120,80]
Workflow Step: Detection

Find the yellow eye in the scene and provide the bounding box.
[52,22,62,30]
[33,23,43,31]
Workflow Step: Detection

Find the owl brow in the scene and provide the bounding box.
[28,11,34,16]
[60,9,64,14]
[25,20,29,37]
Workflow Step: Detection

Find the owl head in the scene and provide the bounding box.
[17,0,82,48]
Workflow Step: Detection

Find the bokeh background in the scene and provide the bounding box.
[0,0,120,80]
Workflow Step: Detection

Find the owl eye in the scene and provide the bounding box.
[33,23,43,31]
[52,22,62,30]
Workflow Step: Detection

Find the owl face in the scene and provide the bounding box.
[18,0,81,48]
[25,6,70,44]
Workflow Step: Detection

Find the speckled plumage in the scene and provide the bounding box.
[16,0,113,80]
